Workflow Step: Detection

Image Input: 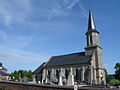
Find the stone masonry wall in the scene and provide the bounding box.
[0,81,118,90]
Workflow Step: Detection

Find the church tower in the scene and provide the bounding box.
[85,9,106,84]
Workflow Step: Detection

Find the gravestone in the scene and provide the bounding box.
[23,77,28,83]
[67,74,74,85]
[32,75,36,83]
[59,75,63,85]
[18,76,22,82]
[67,67,74,85]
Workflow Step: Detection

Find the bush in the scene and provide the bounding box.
[109,79,120,85]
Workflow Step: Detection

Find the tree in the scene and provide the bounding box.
[9,70,33,81]
[9,70,19,80]
[18,70,28,78]
[114,63,120,80]
[27,70,33,80]
[109,79,120,85]
[105,69,109,83]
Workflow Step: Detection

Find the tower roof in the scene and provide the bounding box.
[88,9,96,31]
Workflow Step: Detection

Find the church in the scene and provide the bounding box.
[33,9,106,86]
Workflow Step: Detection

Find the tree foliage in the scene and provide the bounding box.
[9,70,33,81]
[114,63,120,80]
[105,69,115,83]
[106,63,120,84]
[108,79,120,85]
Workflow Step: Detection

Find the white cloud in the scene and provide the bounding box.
[0,50,48,72]
[0,0,32,25]
[0,30,50,53]
[0,0,88,72]
[0,0,87,25]
[0,31,7,40]
[66,0,80,9]
[78,2,87,17]
[0,50,40,62]
[0,30,32,49]
[48,0,87,19]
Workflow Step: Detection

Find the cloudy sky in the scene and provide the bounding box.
[0,0,120,74]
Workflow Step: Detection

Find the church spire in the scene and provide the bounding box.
[88,9,96,31]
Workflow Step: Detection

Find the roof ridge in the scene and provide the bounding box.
[52,52,85,57]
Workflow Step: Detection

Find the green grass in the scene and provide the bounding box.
[0,87,13,90]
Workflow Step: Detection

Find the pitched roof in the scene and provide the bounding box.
[0,71,9,76]
[33,62,46,74]
[45,52,92,67]
[0,63,7,71]
[2,67,7,70]
[0,67,7,71]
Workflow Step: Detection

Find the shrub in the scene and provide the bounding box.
[109,79,120,85]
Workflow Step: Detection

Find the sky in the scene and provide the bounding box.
[0,0,120,74]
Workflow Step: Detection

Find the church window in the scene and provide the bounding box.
[56,70,59,81]
[75,69,79,80]
[87,36,89,46]
[48,70,51,80]
[65,69,69,79]
[90,35,93,45]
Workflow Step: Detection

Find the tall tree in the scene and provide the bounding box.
[9,70,33,81]
[27,70,33,80]
[114,63,120,80]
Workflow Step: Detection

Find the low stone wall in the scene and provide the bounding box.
[0,81,118,90]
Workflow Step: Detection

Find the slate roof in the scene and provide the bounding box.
[0,71,9,76]
[45,52,92,67]
[0,63,7,71]
[1,67,7,71]
[33,62,46,74]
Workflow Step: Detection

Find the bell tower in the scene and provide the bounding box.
[85,9,106,84]
[86,9,100,47]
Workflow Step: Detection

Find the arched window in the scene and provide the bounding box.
[48,70,51,80]
[65,69,69,79]
[56,70,59,80]
[75,69,79,80]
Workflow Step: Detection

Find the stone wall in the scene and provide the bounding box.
[0,81,118,90]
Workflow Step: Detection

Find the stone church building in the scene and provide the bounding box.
[33,10,106,86]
